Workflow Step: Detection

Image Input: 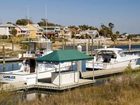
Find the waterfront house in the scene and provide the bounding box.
[26,24,43,38]
[42,26,61,38]
[80,30,99,38]
[15,25,29,36]
[59,27,73,39]
[0,23,15,37]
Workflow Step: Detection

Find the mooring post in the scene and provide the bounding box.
[77,45,82,82]
[2,44,5,72]
[129,39,131,52]
[86,40,89,55]
[91,36,94,56]
[59,63,61,87]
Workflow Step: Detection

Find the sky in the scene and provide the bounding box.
[0,0,140,34]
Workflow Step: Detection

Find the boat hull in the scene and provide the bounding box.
[86,59,139,70]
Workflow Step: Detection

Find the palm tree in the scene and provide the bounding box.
[10,28,17,51]
[108,23,118,46]
[108,23,114,31]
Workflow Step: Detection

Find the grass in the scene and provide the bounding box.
[24,70,140,105]
[0,68,140,105]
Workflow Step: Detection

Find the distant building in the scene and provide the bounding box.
[80,30,99,38]
[120,33,129,38]
[41,26,61,37]
[42,26,61,33]
[0,23,15,37]
[15,25,29,36]
[26,24,43,38]
[58,27,73,39]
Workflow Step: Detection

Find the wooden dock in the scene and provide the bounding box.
[0,66,139,92]
[1,67,139,92]
[0,79,95,92]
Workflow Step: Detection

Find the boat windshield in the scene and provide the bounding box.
[118,51,125,57]
[96,50,117,63]
[97,50,116,58]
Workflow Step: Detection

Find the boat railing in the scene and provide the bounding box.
[87,58,139,68]
[36,64,72,72]
[22,51,36,58]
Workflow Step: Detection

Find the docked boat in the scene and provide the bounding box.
[0,37,71,85]
[86,47,140,70]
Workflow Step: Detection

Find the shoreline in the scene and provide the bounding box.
[52,40,140,50]
[0,40,140,52]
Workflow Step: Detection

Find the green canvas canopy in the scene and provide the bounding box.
[36,49,93,62]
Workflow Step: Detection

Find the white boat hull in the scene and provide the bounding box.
[86,59,139,70]
[0,64,71,85]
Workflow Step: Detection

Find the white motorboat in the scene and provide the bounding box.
[0,58,71,85]
[86,47,140,70]
[0,37,71,85]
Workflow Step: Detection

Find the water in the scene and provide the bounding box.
[64,44,140,51]
[116,45,140,50]
[0,62,21,72]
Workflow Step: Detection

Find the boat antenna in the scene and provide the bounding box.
[45,5,48,33]
[26,6,30,25]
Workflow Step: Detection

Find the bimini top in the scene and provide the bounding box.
[36,49,93,62]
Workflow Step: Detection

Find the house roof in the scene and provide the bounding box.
[80,30,99,35]
[32,24,43,30]
[16,25,29,31]
[36,49,93,62]
[0,23,15,27]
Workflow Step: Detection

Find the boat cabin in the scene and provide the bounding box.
[21,38,52,58]
[95,48,125,63]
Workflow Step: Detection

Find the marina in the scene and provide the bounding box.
[0,48,95,92]
[0,0,140,104]
[0,46,140,92]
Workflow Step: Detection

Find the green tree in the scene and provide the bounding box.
[10,28,17,36]
[99,23,118,46]
[38,18,60,26]
[78,25,97,31]
[99,24,111,37]
[108,23,118,46]
[7,22,13,24]
[9,28,18,51]
[127,35,133,40]
[116,31,120,35]
[111,34,117,46]
[38,19,47,26]
[16,19,32,25]
[79,25,89,30]
[108,22,114,31]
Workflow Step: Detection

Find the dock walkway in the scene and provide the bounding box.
[0,79,94,92]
